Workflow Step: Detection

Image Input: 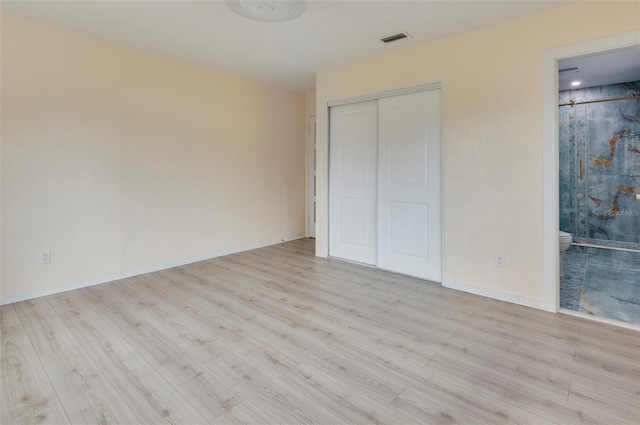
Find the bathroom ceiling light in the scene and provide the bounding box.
[571,81,581,86]
[226,0,307,23]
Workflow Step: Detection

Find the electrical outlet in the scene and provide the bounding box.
[495,253,505,268]
[40,249,51,264]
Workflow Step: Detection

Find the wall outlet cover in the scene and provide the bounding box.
[40,249,51,264]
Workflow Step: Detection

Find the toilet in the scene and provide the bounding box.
[559,231,573,277]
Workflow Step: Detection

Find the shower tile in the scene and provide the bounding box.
[587,253,640,271]
[559,117,575,232]
[616,132,640,177]
[587,175,615,240]
[561,245,640,325]
[611,175,640,244]
[575,103,588,238]
[559,103,578,234]
[587,247,640,262]
[560,246,587,311]
[619,98,640,126]
[586,176,640,244]
[559,90,574,104]
[579,263,640,325]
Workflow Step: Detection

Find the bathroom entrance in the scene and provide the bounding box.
[557,47,640,326]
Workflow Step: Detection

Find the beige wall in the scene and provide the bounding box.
[316,2,640,306]
[1,14,306,303]
[304,90,316,235]
[305,91,316,120]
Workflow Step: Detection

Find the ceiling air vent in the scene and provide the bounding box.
[559,67,579,74]
[381,32,410,44]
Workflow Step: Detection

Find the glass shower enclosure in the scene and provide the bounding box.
[559,80,640,325]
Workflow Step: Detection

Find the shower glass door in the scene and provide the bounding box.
[558,80,640,325]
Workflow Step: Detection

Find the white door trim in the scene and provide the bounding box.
[307,116,317,238]
[327,82,441,107]
[541,30,640,312]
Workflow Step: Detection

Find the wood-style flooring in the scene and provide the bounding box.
[1,238,639,424]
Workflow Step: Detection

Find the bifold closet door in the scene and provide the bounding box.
[378,90,442,281]
[329,100,378,265]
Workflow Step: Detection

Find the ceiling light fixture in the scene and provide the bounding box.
[226,0,307,23]
[571,81,581,86]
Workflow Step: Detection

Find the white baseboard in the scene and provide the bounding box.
[444,280,545,310]
[0,235,306,306]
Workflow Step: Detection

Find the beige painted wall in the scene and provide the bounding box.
[305,91,316,120]
[1,14,306,303]
[304,90,316,235]
[316,1,640,306]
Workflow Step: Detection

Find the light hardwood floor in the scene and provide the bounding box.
[2,238,639,424]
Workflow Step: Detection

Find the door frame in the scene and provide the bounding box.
[325,82,445,282]
[541,30,640,312]
[307,116,316,238]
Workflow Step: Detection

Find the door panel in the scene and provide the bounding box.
[329,101,378,265]
[339,198,372,246]
[378,90,442,281]
[389,105,430,186]
[389,202,428,258]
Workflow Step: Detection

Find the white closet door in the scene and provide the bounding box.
[378,90,442,281]
[329,100,378,265]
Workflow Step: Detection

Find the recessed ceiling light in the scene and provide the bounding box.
[571,81,581,86]
[226,0,307,23]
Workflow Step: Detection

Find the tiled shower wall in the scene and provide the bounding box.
[559,81,640,248]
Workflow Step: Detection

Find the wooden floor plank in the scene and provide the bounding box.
[77,283,144,330]
[433,338,572,399]
[38,344,140,424]
[46,291,101,329]
[573,344,640,385]
[398,377,550,425]
[425,354,615,425]
[12,299,79,358]
[568,374,640,423]
[280,362,406,425]
[2,239,639,424]
[65,318,149,380]
[0,306,71,425]
[111,364,209,424]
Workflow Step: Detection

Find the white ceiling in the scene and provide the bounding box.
[1,0,579,93]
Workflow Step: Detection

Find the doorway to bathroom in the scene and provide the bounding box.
[557,47,640,326]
